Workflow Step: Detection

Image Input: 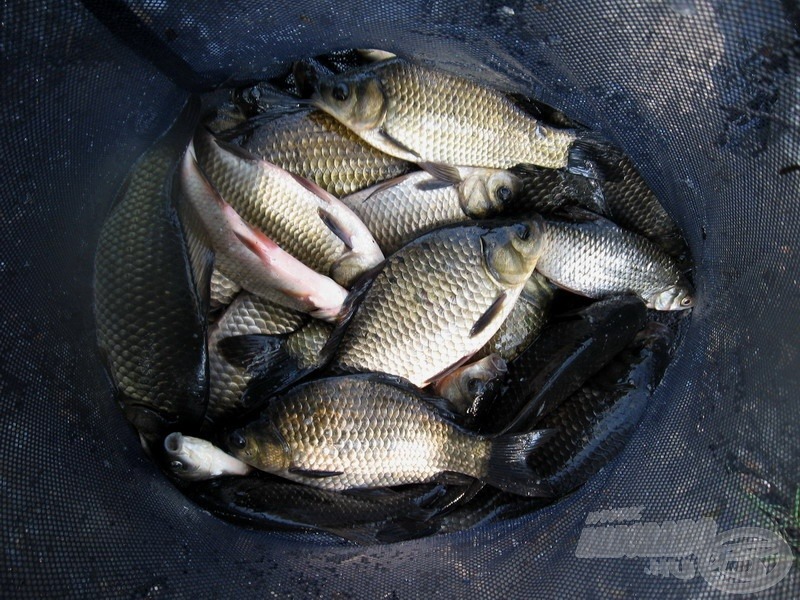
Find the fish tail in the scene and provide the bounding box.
[567,132,625,182]
[483,429,556,497]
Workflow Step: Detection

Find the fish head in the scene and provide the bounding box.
[460,169,521,218]
[481,218,545,287]
[312,72,387,132]
[227,421,291,472]
[164,432,210,480]
[647,282,695,311]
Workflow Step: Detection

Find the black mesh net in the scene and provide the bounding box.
[1,0,798,596]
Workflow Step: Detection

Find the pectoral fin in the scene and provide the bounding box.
[470,292,508,337]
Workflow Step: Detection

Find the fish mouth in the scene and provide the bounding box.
[164,432,184,454]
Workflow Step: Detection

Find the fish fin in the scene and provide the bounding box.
[378,128,421,158]
[568,133,625,182]
[470,292,509,337]
[436,471,477,486]
[419,395,463,421]
[414,179,454,192]
[288,170,340,204]
[483,430,557,497]
[418,162,462,185]
[317,207,353,250]
[353,173,419,202]
[288,466,344,478]
[212,135,266,163]
[373,519,442,544]
[558,170,610,215]
[218,334,315,403]
[217,334,285,371]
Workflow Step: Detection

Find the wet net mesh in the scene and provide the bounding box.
[1,1,798,597]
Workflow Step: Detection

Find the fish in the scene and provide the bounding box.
[341,165,520,255]
[474,272,555,362]
[94,98,210,443]
[433,354,508,416]
[206,293,306,424]
[209,268,241,311]
[327,218,545,387]
[193,127,384,286]
[505,163,607,216]
[235,109,412,196]
[310,58,578,169]
[537,208,694,310]
[205,293,333,425]
[177,141,348,321]
[530,322,674,494]
[227,374,554,496]
[473,295,648,435]
[164,433,252,481]
[186,474,445,543]
[598,156,689,260]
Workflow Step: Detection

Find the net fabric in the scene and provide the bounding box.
[1,0,797,597]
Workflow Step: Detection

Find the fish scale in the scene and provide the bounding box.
[536,215,690,307]
[602,156,687,257]
[207,293,331,424]
[375,61,574,167]
[94,104,207,438]
[330,223,540,386]
[341,167,515,255]
[315,59,576,169]
[254,377,491,490]
[194,130,346,276]
[242,110,411,196]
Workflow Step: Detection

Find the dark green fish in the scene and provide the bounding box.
[530,322,674,494]
[94,99,209,443]
[474,295,647,435]
[186,474,445,543]
[600,156,688,259]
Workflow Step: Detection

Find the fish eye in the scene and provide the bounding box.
[332,82,350,102]
[228,431,247,449]
[170,460,185,471]
[467,378,483,394]
[495,185,512,203]
[515,224,530,240]
[681,296,693,306]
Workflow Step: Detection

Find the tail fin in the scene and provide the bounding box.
[217,334,318,403]
[483,430,556,497]
[567,132,625,182]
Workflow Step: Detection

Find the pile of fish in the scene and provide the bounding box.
[94,50,693,544]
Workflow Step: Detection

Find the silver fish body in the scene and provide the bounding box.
[537,211,694,310]
[329,219,545,386]
[311,58,577,169]
[341,167,519,255]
